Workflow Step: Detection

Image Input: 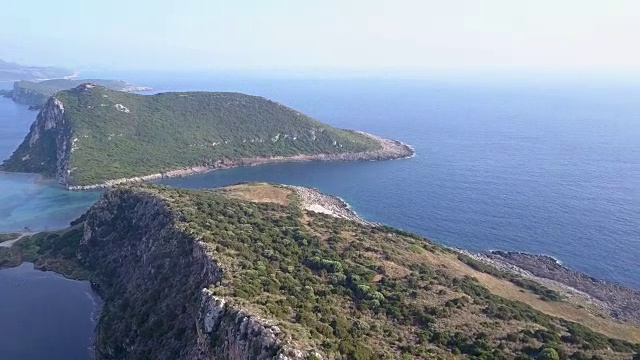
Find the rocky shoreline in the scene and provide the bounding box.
[288,185,378,226]
[288,185,639,327]
[459,249,640,326]
[67,132,414,190]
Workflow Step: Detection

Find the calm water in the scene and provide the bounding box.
[144,74,639,290]
[0,94,99,232]
[1,75,639,288]
[0,75,639,357]
[0,263,99,359]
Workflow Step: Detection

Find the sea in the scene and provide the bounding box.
[0,72,639,359]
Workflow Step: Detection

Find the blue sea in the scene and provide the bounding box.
[0,263,100,360]
[1,73,639,358]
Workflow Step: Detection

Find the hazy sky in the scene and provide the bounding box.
[1,0,639,72]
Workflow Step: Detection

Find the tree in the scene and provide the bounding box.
[538,348,560,360]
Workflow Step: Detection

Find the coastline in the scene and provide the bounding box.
[66,132,414,190]
[0,232,36,248]
[458,248,640,326]
[284,187,640,328]
[288,185,378,227]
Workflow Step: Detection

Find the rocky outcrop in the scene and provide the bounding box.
[288,185,377,226]
[3,87,414,189]
[486,251,640,326]
[1,96,71,177]
[79,189,311,359]
[11,82,50,107]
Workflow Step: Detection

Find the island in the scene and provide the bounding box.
[0,58,74,82]
[1,84,413,189]
[3,79,152,109]
[1,183,639,359]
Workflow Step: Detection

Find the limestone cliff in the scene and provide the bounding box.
[11,81,50,108]
[3,183,640,359]
[2,84,413,188]
[1,96,72,179]
[79,188,309,360]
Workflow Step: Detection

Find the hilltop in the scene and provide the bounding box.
[0,59,73,81]
[1,84,412,188]
[1,183,639,359]
[3,78,152,108]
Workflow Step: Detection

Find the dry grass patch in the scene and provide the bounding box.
[415,250,640,343]
[221,183,292,205]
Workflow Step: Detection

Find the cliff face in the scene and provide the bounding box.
[1,96,72,179]
[11,82,50,107]
[79,189,306,360]
[3,84,415,188]
[2,87,413,189]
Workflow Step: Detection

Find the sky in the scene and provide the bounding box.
[1,0,640,74]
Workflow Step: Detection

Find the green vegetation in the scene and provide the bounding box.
[457,254,563,302]
[2,183,639,359]
[0,226,88,279]
[3,85,381,186]
[0,233,21,243]
[9,79,149,108]
[137,184,639,359]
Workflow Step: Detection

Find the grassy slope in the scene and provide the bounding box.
[149,184,640,359]
[0,226,89,280]
[3,183,638,359]
[54,86,380,185]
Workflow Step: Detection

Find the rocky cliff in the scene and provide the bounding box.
[2,183,640,359]
[11,81,50,108]
[1,96,72,178]
[2,85,413,188]
[80,188,309,360]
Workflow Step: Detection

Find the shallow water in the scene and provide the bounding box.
[0,97,100,232]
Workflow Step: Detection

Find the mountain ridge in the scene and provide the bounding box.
[0,183,638,359]
[1,84,413,188]
[0,58,74,81]
[5,78,152,108]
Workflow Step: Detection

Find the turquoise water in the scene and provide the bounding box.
[0,96,99,232]
[0,95,100,359]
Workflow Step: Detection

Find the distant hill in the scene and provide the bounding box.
[1,183,639,359]
[2,84,413,187]
[5,79,152,108]
[0,59,74,81]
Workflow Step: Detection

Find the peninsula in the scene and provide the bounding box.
[3,78,152,109]
[1,84,413,189]
[1,183,639,359]
[0,58,74,82]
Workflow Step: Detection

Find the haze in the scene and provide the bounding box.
[2,0,640,73]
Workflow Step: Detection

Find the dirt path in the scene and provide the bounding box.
[0,232,35,248]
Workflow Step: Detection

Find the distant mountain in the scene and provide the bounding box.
[6,79,152,108]
[2,84,413,188]
[0,59,74,82]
